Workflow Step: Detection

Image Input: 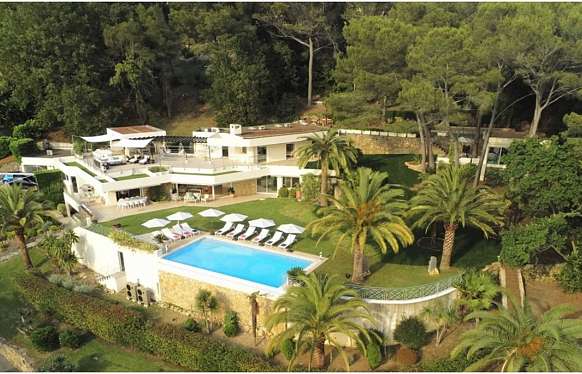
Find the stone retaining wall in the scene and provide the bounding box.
[346,134,445,156]
[0,337,35,372]
[231,179,257,196]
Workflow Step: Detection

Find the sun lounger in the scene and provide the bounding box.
[252,229,270,244]
[173,224,193,238]
[180,223,199,235]
[226,224,245,238]
[215,222,234,236]
[238,226,257,240]
[161,228,180,241]
[128,154,139,163]
[278,234,297,250]
[265,231,283,246]
[138,155,150,165]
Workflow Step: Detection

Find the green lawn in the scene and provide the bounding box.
[0,251,180,371]
[64,162,97,177]
[102,198,499,288]
[358,154,420,188]
[114,174,149,181]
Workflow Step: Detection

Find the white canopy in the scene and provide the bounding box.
[198,208,225,218]
[166,212,193,221]
[81,134,117,143]
[278,224,305,234]
[114,138,154,149]
[220,213,248,222]
[142,218,170,228]
[249,218,276,228]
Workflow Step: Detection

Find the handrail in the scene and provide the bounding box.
[345,273,463,301]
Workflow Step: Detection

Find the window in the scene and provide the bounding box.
[257,176,277,193]
[242,147,247,154]
[222,147,229,158]
[286,143,294,159]
[283,177,300,188]
[257,146,267,163]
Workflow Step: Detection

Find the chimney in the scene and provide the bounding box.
[230,124,242,135]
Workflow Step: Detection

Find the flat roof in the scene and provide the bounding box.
[109,125,164,135]
[240,124,324,139]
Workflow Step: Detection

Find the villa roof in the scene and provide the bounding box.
[240,124,324,139]
[109,125,164,135]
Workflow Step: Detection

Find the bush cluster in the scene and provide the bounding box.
[223,311,240,337]
[9,137,38,162]
[59,329,85,349]
[109,230,158,252]
[557,249,582,293]
[0,136,11,159]
[34,169,65,204]
[393,317,428,350]
[277,186,289,198]
[184,318,201,332]
[39,355,78,372]
[300,174,320,203]
[31,325,60,351]
[16,274,277,372]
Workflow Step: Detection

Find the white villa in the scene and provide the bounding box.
[21,122,326,220]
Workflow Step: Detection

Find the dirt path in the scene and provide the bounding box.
[525,279,582,317]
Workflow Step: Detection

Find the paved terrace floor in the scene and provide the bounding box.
[88,194,269,222]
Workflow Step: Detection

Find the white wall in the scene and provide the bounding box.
[267,143,286,162]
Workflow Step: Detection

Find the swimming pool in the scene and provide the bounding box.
[163,237,313,288]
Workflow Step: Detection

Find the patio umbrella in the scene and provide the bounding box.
[198,208,225,218]
[278,223,305,234]
[142,218,170,228]
[166,212,193,221]
[248,218,276,228]
[220,213,248,222]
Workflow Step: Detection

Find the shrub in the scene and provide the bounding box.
[148,166,168,173]
[184,318,201,332]
[280,338,295,361]
[421,355,473,372]
[39,355,77,372]
[223,311,240,337]
[366,341,382,369]
[288,187,297,199]
[16,274,277,372]
[34,169,64,204]
[300,174,320,203]
[386,118,418,134]
[484,168,506,187]
[557,249,582,293]
[453,269,499,314]
[286,267,305,284]
[9,137,38,162]
[56,203,67,216]
[393,317,428,350]
[109,230,158,252]
[0,136,11,159]
[278,186,289,198]
[59,329,84,349]
[31,325,60,351]
[12,119,45,139]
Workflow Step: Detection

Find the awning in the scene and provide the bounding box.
[113,138,154,148]
[81,134,117,143]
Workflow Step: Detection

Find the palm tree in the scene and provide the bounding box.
[452,298,582,372]
[409,164,506,270]
[196,289,218,333]
[266,273,375,371]
[295,128,358,206]
[0,184,48,269]
[308,168,414,283]
[43,229,79,276]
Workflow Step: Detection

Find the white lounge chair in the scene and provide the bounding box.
[252,229,270,244]
[265,231,283,246]
[238,226,257,240]
[215,222,234,235]
[180,223,199,235]
[161,228,180,241]
[128,154,139,163]
[278,234,297,250]
[173,224,192,238]
[226,224,245,238]
[138,155,150,164]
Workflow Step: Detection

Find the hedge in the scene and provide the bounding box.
[34,169,64,204]
[0,136,11,159]
[16,274,278,372]
[9,137,38,162]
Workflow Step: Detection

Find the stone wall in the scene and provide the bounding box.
[159,271,273,334]
[231,179,257,196]
[346,134,445,156]
[0,337,35,372]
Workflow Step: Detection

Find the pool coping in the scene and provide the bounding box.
[157,234,327,299]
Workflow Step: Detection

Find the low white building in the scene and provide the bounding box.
[21,122,326,218]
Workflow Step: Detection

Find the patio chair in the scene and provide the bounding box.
[181,223,199,236]
[265,231,283,246]
[278,234,297,250]
[138,155,150,165]
[201,194,209,203]
[173,224,192,238]
[226,224,245,238]
[161,228,180,241]
[238,226,257,240]
[215,222,234,236]
[252,229,270,244]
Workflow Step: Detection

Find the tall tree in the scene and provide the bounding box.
[257,3,338,106]
[295,129,358,207]
[452,299,582,371]
[409,165,506,269]
[308,168,414,282]
[499,4,582,137]
[266,273,375,371]
[0,185,48,269]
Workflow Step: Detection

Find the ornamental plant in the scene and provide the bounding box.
[59,329,84,349]
[31,325,60,351]
[557,248,582,293]
[196,289,218,334]
[39,355,77,372]
[393,316,428,351]
[223,311,240,337]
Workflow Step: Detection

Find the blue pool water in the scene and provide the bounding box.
[163,237,313,288]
